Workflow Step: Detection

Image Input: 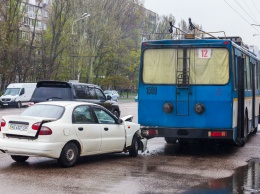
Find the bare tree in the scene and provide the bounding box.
[37,0,72,81]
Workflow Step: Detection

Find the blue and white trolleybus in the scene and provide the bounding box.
[138,30,260,146]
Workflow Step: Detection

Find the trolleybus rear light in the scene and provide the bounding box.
[142,129,158,136]
[208,131,227,137]
[223,41,230,45]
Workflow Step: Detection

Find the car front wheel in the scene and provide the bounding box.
[59,142,79,168]
[11,155,29,163]
[129,135,139,157]
[16,101,22,108]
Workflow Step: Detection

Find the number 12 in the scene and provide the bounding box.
[201,49,208,58]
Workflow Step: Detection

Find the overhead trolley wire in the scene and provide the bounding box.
[242,0,258,23]
[223,0,260,33]
[251,0,260,20]
[234,0,258,24]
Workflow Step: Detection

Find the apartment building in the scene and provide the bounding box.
[19,0,51,42]
[141,6,158,41]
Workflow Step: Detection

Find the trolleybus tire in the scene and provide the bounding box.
[252,127,258,134]
[235,115,248,147]
[252,113,259,134]
[235,138,246,147]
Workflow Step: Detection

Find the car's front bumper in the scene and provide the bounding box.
[0,101,17,107]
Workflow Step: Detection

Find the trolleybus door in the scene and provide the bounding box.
[237,56,246,140]
[251,61,256,131]
[176,48,190,116]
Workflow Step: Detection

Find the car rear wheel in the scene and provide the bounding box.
[129,135,139,157]
[59,142,79,168]
[11,155,29,163]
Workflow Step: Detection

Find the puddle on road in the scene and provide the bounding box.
[183,158,260,194]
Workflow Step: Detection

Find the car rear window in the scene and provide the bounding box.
[21,104,64,119]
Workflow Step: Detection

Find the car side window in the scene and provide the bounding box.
[85,87,96,99]
[72,106,96,124]
[75,85,86,99]
[93,107,115,124]
[20,88,25,95]
[95,89,105,101]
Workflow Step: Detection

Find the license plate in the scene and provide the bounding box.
[9,123,28,131]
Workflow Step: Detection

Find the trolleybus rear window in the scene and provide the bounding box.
[143,48,229,85]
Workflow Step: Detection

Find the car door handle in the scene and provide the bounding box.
[78,127,83,131]
[104,127,108,131]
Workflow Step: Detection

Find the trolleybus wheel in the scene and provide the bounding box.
[252,114,259,134]
[252,127,258,134]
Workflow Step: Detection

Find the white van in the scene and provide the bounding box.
[0,83,36,108]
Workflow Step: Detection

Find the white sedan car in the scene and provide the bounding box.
[0,101,147,167]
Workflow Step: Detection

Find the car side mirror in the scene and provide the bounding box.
[107,95,112,100]
[117,118,123,124]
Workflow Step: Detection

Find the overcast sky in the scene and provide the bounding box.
[143,0,260,50]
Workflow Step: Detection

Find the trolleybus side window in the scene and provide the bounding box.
[233,49,237,90]
[245,56,251,90]
[257,61,260,89]
[244,58,247,90]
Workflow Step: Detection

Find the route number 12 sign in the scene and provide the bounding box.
[197,48,212,58]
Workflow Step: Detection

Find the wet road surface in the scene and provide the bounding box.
[0,102,260,193]
[184,158,260,193]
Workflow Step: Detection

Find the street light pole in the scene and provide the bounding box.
[253,34,260,36]
[71,13,90,80]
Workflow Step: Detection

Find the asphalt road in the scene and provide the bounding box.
[0,102,259,193]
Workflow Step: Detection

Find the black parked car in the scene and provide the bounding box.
[29,81,121,117]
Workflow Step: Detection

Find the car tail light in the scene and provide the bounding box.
[32,122,52,135]
[0,119,6,131]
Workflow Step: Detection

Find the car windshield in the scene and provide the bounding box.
[3,88,20,96]
[21,104,64,119]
